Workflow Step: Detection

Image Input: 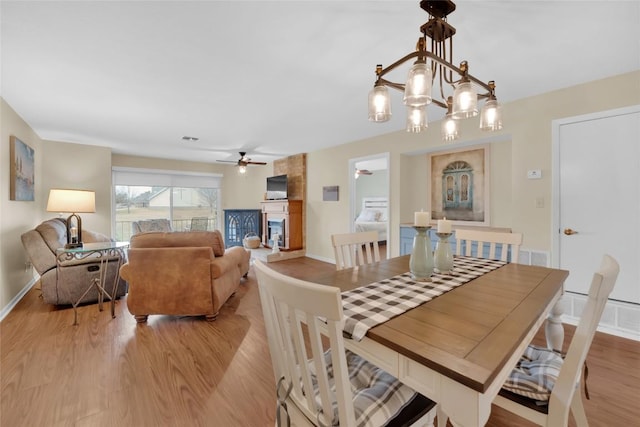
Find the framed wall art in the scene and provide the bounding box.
[428,144,490,226]
[9,135,35,201]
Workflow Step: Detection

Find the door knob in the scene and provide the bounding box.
[563,228,578,235]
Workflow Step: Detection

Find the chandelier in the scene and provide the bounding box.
[368,0,503,140]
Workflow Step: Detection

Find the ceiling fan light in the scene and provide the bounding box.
[479,98,503,131]
[452,81,478,119]
[403,62,432,107]
[238,165,247,174]
[441,114,459,141]
[406,106,427,133]
[368,85,392,122]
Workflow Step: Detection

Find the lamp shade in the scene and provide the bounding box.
[441,114,460,141]
[46,189,96,213]
[452,81,478,119]
[368,85,392,122]
[406,106,427,133]
[479,99,503,131]
[403,62,432,107]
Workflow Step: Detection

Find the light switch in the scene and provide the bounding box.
[527,169,542,179]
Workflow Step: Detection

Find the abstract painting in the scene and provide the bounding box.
[10,135,35,201]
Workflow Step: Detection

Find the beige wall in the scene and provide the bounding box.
[305,71,640,261]
[1,99,44,311]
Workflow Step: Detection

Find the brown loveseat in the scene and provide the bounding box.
[21,218,128,305]
[119,230,250,323]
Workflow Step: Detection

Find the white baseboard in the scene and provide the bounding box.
[562,292,640,341]
[0,277,38,322]
[304,253,335,264]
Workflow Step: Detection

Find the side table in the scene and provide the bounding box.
[56,241,129,325]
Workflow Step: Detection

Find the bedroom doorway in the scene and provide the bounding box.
[349,153,390,259]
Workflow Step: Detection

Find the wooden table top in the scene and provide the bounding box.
[310,255,569,393]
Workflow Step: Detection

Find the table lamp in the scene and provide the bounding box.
[46,189,96,249]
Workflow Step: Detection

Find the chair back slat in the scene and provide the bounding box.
[331,231,380,270]
[255,260,357,426]
[455,229,523,263]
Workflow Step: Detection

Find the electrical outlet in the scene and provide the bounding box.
[24,261,32,272]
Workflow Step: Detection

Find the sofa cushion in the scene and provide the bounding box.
[210,230,225,257]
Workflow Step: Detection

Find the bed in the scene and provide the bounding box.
[354,197,388,242]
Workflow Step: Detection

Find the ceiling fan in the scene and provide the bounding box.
[217,152,267,173]
[355,168,373,179]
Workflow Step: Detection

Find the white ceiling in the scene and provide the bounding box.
[2,1,638,165]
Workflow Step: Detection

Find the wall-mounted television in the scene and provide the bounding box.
[266,174,288,200]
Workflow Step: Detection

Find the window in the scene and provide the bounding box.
[112,168,222,241]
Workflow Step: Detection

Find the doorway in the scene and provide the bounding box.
[349,153,390,259]
[552,105,640,336]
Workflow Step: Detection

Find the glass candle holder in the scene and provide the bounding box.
[409,226,434,281]
[434,232,454,274]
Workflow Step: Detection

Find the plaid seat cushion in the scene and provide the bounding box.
[502,345,564,402]
[309,350,433,427]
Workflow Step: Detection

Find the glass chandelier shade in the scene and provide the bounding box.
[368,85,392,122]
[479,98,503,131]
[441,114,459,141]
[403,62,432,107]
[406,106,427,133]
[452,80,478,119]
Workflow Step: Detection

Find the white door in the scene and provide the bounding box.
[553,106,640,304]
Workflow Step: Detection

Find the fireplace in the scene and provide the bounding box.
[267,218,285,247]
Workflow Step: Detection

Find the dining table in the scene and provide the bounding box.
[309,255,569,427]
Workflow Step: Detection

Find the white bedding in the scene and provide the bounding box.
[354,220,387,242]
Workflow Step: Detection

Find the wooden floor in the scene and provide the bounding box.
[2,256,639,426]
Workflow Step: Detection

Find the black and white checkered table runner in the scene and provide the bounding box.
[341,256,507,341]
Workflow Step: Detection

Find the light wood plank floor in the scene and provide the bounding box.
[2,257,639,426]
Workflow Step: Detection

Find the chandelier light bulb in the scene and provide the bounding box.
[368,85,392,122]
[404,62,432,107]
[452,81,478,119]
[406,106,427,133]
[480,99,503,131]
[441,115,459,141]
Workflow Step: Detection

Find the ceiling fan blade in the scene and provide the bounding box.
[216,160,238,163]
[247,161,267,165]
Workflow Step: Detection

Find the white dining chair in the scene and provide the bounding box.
[331,231,380,271]
[254,260,437,427]
[492,254,620,427]
[455,229,523,263]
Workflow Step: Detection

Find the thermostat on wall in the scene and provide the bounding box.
[527,169,542,179]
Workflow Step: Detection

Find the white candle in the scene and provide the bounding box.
[414,211,430,227]
[437,218,452,233]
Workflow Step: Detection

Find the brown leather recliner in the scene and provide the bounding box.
[21,218,127,305]
[119,230,250,323]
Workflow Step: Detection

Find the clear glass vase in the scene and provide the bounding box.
[409,226,434,281]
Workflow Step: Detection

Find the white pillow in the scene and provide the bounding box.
[357,209,380,222]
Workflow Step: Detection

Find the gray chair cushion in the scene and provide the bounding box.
[502,345,563,402]
[309,349,435,427]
